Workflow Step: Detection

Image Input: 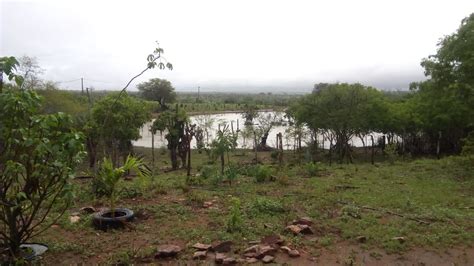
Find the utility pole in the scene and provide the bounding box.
[81,77,84,94]
[197,86,200,102]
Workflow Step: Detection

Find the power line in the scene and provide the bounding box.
[56,78,81,84]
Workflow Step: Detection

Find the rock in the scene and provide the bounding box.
[215,253,226,264]
[243,252,258,258]
[257,245,276,258]
[192,242,212,250]
[212,240,233,253]
[260,234,284,246]
[292,217,313,226]
[286,224,313,235]
[203,201,213,208]
[80,206,97,214]
[223,257,237,264]
[243,245,259,254]
[286,224,302,235]
[246,257,259,263]
[69,215,80,223]
[356,235,367,243]
[262,255,275,263]
[280,246,291,253]
[135,209,151,220]
[193,250,207,260]
[289,249,300,257]
[155,244,182,258]
[392,236,406,243]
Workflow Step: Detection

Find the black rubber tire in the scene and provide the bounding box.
[92,208,134,230]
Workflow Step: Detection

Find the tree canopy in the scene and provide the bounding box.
[137,78,176,107]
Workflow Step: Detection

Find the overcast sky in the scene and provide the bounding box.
[1,0,473,92]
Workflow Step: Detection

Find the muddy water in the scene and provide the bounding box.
[133,111,379,150]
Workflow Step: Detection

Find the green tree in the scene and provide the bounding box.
[409,13,474,154]
[211,124,237,174]
[91,93,151,166]
[0,89,85,258]
[152,107,189,170]
[137,78,176,108]
[291,83,388,163]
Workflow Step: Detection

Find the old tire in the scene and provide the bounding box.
[92,208,134,230]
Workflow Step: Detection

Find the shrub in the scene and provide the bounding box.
[227,197,243,232]
[250,197,286,215]
[254,165,272,183]
[224,163,239,185]
[305,162,321,177]
[0,89,85,258]
[200,165,217,179]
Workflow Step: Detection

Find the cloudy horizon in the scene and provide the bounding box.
[2,0,473,93]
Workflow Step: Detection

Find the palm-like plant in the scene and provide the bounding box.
[94,156,150,214]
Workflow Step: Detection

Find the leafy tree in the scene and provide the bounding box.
[241,104,259,125]
[211,124,237,174]
[0,56,24,91]
[17,56,43,90]
[0,89,85,258]
[137,78,176,108]
[291,83,388,163]
[152,107,188,170]
[409,13,474,154]
[255,112,282,149]
[91,93,151,166]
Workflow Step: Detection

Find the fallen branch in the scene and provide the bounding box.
[337,200,431,225]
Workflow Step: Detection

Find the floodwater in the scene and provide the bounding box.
[133,111,380,150]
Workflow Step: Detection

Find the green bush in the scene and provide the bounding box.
[254,165,272,183]
[227,197,243,232]
[250,197,286,215]
[304,162,321,177]
[200,165,217,179]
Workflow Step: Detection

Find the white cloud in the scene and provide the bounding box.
[1,0,473,92]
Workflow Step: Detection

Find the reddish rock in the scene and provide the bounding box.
[243,245,259,254]
[356,235,367,243]
[215,253,226,264]
[223,257,237,264]
[280,246,291,253]
[260,234,284,246]
[298,224,314,235]
[193,250,207,260]
[262,255,275,263]
[246,257,259,263]
[286,224,302,235]
[155,244,182,258]
[192,242,212,250]
[212,240,233,252]
[289,249,300,257]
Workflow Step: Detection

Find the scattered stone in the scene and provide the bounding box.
[261,255,275,263]
[243,245,259,254]
[135,209,151,220]
[286,224,302,235]
[286,224,314,235]
[248,240,260,245]
[260,234,284,246]
[392,237,406,243]
[203,201,213,208]
[292,217,313,226]
[215,253,226,264]
[257,245,276,258]
[280,246,291,253]
[356,235,367,243]
[246,258,259,263]
[289,249,300,258]
[192,242,212,250]
[193,250,207,260]
[222,257,237,264]
[50,224,60,228]
[212,240,233,253]
[155,244,182,258]
[243,252,258,258]
[80,206,97,214]
[69,215,80,223]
